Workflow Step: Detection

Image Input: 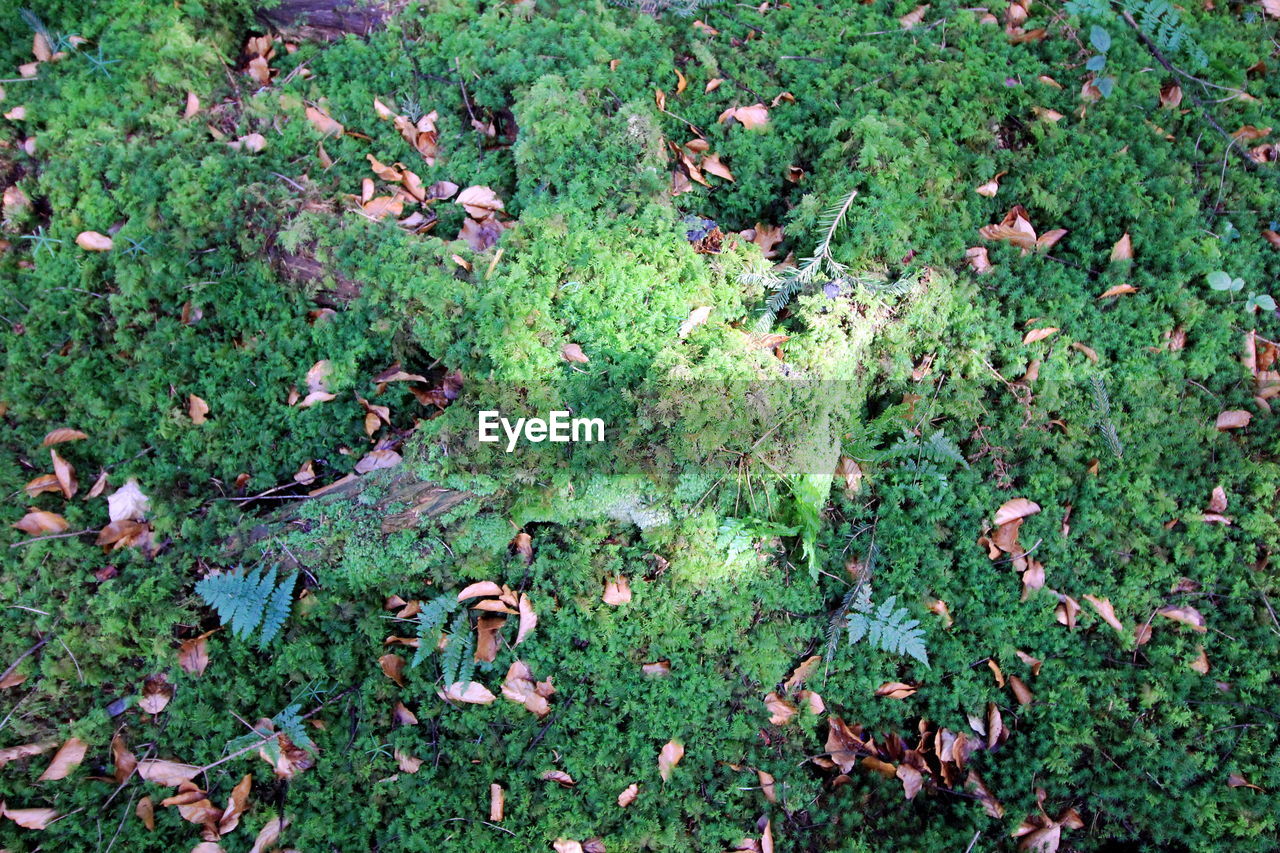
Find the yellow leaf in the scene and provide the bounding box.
[75,231,113,251]
[1097,283,1137,298]
[1110,232,1133,261]
[305,105,344,137]
[1022,327,1059,344]
[37,737,87,781]
[12,508,69,536]
[658,739,684,781]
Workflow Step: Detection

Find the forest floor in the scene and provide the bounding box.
[2,0,1280,851]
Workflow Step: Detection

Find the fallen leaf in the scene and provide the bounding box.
[718,104,769,129]
[137,759,201,786]
[897,764,924,799]
[975,171,1005,197]
[249,816,287,853]
[49,448,76,498]
[1157,605,1207,632]
[502,660,553,717]
[1215,410,1251,430]
[1190,645,1210,675]
[1227,772,1263,791]
[516,593,537,645]
[603,575,632,605]
[139,673,174,714]
[3,805,58,829]
[458,581,503,600]
[1098,283,1137,298]
[37,737,87,781]
[188,394,210,424]
[562,342,590,364]
[702,153,734,182]
[679,306,713,338]
[111,733,137,783]
[899,4,930,28]
[456,186,504,219]
[994,498,1041,526]
[13,508,69,535]
[618,782,639,807]
[764,692,797,725]
[305,105,343,136]
[1023,327,1059,344]
[108,479,150,522]
[136,795,155,829]
[658,740,684,781]
[554,841,585,853]
[354,449,402,474]
[393,701,418,725]
[541,770,576,787]
[642,660,671,676]
[705,78,723,92]
[0,742,53,768]
[379,653,406,686]
[394,748,422,774]
[965,246,994,274]
[1083,595,1125,632]
[179,632,212,676]
[1159,83,1182,108]
[76,231,113,251]
[42,428,87,445]
[782,655,819,691]
[875,682,919,699]
[1110,232,1133,261]
[438,681,497,704]
[927,598,953,627]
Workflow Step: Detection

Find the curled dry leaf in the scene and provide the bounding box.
[875,682,919,699]
[112,733,137,784]
[22,475,58,498]
[603,575,632,605]
[137,758,201,786]
[926,598,953,627]
[395,748,423,774]
[1190,645,1210,675]
[76,231,113,251]
[178,632,212,676]
[354,449,402,474]
[642,660,671,677]
[965,246,993,274]
[1022,327,1059,344]
[188,394,210,424]
[658,739,685,782]
[136,795,155,830]
[502,660,554,717]
[438,681,497,705]
[717,103,769,129]
[3,804,58,829]
[37,736,88,781]
[50,448,76,498]
[1159,83,1182,108]
[1157,605,1207,632]
[249,816,287,853]
[457,581,503,601]
[108,479,150,522]
[1009,676,1033,705]
[679,306,713,339]
[1097,283,1137,298]
[764,692,797,726]
[42,427,87,445]
[1083,595,1125,633]
[1054,592,1081,629]
[562,342,590,364]
[0,741,54,767]
[456,186,504,219]
[139,673,174,714]
[1215,410,1251,430]
[305,105,344,137]
[618,782,639,808]
[994,498,1041,526]
[379,653,406,686]
[1110,232,1133,261]
[13,508,69,536]
[541,769,576,787]
[393,701,418,725]
[516,593,537,645]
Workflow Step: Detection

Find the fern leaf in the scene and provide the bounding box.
[411,593,460,668]
[440,610,472,684]
[846,591,930,667]
[273,703,316,754]
[257,570,297,648]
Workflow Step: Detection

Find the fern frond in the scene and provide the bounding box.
[196,563,297,646]
[440,610,472,684]
[411,592,460,667]
[273,703,317,754]
[846,591,929,667]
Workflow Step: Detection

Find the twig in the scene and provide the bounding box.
[1119,11,1255,171]
[10,528,95,548]
[439,818,515,836]
[0,635,49,686]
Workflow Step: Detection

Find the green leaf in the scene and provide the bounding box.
[1206,271,1234,291]
[1090,25,1112,52]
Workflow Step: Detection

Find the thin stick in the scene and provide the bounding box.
[0,635,49,686]
[10,528,95,548]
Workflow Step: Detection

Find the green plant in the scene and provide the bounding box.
[743,187,859,331]
[195,564,297,648]
[841,584,930,667]
[409,592,460,668]
[1090,377,1125,459]
[1207,271,1275,313]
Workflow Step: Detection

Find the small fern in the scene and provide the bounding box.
[196,564,297,647]
[439,610,474,685]
[1127,0,1207,69]
[845,590,929,667]
[410,592,460,668]
[743,187,859,331]
[1090,377,1124,458]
